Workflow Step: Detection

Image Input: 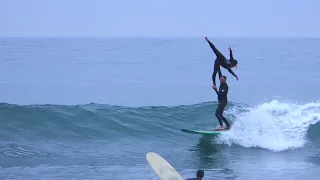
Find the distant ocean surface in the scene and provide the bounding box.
[0,38,320,180]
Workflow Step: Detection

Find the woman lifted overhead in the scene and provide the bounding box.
[205,37,239,86]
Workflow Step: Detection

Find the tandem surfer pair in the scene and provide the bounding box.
[205,37,239,131]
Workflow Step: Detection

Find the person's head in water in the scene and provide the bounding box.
[196,170,204,179]
[220,75,227,84]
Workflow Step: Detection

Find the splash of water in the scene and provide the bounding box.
[217,100,320,151]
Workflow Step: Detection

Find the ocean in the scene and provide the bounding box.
[0,37,320,180]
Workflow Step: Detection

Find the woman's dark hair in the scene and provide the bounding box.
[231,59,238,66]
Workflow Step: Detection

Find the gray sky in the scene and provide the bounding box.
[1,0,319,37]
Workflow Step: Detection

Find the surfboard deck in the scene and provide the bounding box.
[146,152,183,180]
[181,128,229,135]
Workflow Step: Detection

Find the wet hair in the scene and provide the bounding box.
[231,59,238,66]
[221,75,227,80]
[196,170,204,178]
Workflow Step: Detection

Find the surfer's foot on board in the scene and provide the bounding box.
[217,126,224,130]
[215,125,231,131]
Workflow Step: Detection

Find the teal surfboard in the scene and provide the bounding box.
[181,128,229,135]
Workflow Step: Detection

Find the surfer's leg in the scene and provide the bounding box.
[215,114,223,127]
[212,62,219,86]
[220,101,231,128]
[215,103,224,127]
[221,116,230,127]
[218,68,222,79]
[206,39,226,60]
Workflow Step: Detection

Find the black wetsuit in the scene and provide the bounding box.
[206,39,237,86]
[214,82,230,127]
[186,170,204,180]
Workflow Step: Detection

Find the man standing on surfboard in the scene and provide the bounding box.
[212,75,231,130]
[205,37,238,86]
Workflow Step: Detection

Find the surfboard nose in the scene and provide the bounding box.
[146,152,183,180]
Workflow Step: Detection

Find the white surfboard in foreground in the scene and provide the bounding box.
[146,152,183,180]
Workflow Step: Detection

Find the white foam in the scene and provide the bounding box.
[216,100,320,151]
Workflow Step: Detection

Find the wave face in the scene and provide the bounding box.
[0,100,319,152]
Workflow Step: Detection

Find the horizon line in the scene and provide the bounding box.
[1,36,320,39]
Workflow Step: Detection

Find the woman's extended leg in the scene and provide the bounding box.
[212,61,222,86]
[205,38,226,60]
